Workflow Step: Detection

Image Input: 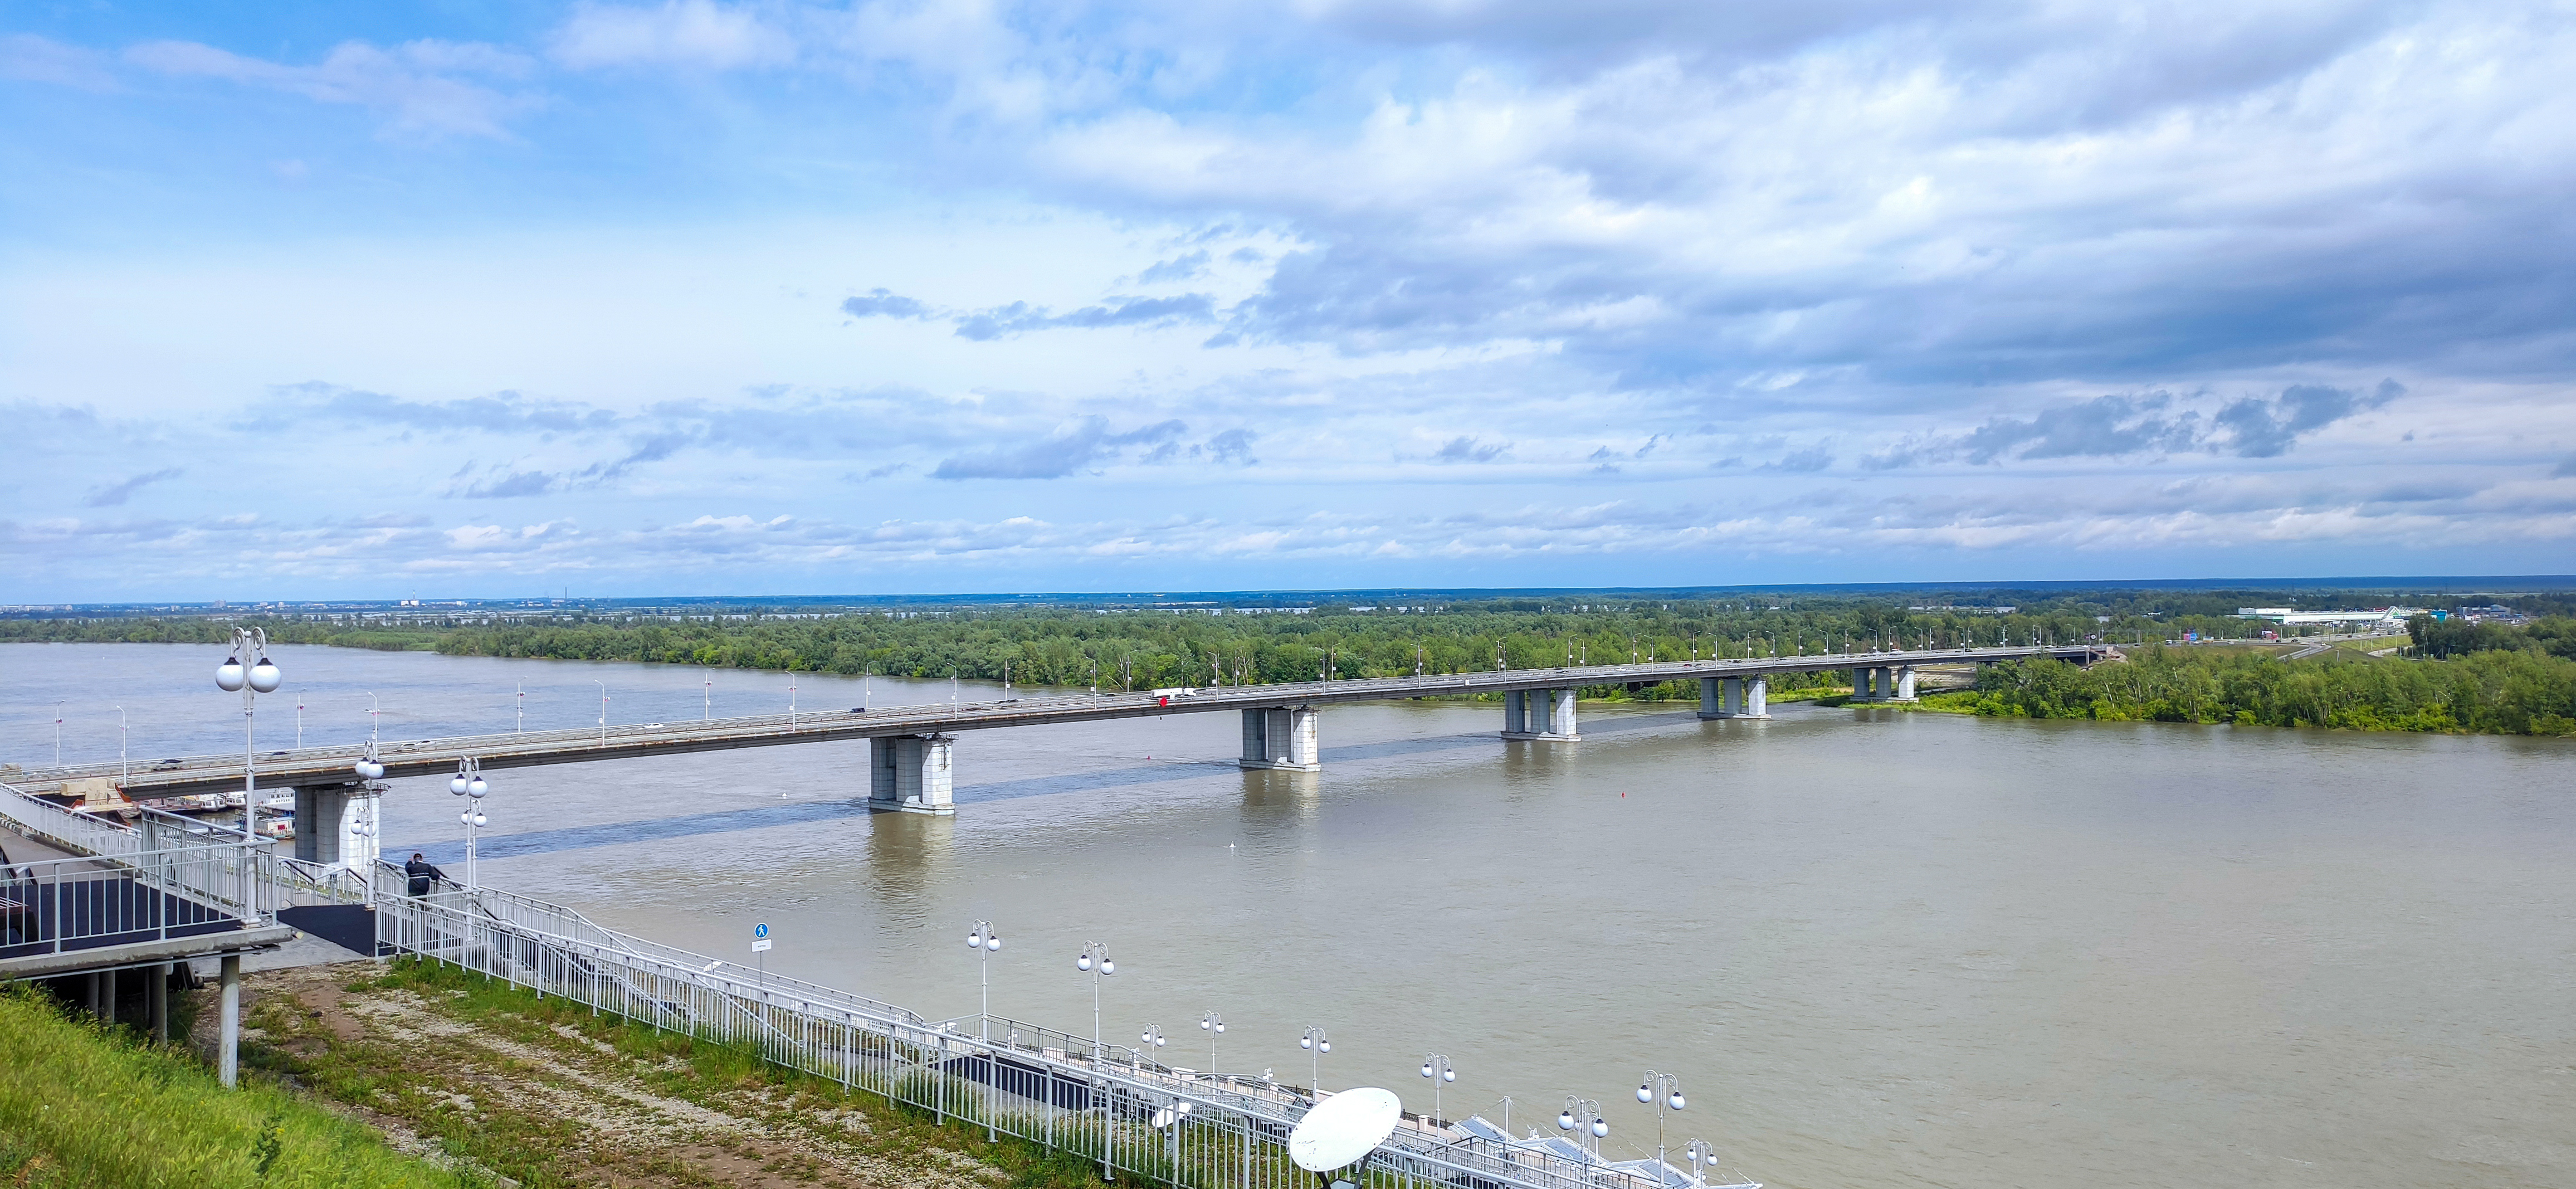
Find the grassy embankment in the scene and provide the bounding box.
[231,957,1108,1189]
[4,957,1126,1189]
[0,987,462,1187]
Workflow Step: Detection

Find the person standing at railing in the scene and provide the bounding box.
[404,852,446,897]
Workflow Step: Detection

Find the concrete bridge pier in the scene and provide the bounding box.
[1504,689,1581,741]
[1893,666,1919,702]
[291,783,379,867]
[870,734,955,814]
[1240,706,1321,771]
[1699,676,1769,719]
[1849,667,1874,701]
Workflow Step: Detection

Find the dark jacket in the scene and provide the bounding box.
[404,857,445,896]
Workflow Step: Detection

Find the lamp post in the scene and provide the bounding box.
[1638,1071,1685,1176]
[1420,1053,1456,1125]
[214,627,282,839]
[450,757,490,890]
[593,680,608,745]
[516,681,524,733]
[367,691,380,747]
[703,667,711,720]
[1140,1022,1167,1066]
[790,673,798,728]
[352,744,387,903]
[965,920,1001,1040]
[1299,1026,1330,1099]
[53,700,62,767]
[1075,942,1115,1065]
[1198,1010,1223,1073]
[115,705,128,785]
[1075,941,1115,1182]
[1682,1139,1720,1186]
[1557,1096,1608,1156]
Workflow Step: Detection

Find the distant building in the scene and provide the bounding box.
[2236,607,2414,626]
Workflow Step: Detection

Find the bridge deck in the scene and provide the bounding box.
[18,645,2101,797]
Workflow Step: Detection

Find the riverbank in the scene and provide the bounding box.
[3,958,1125,1189]
[225,957,1101,1189]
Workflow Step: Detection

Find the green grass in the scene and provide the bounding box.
[257,958,1117,1188]
[0,987,468,1188]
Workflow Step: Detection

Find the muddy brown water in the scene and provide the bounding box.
[8,643,2572,1188]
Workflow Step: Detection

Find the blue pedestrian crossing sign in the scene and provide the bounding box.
[754,923,769,939]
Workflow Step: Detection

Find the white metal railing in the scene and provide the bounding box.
[370,876,1755,1189]
[0,844,278,959]
[1,782,276,928]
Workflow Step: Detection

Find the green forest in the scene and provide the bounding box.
[7,590,2575,737]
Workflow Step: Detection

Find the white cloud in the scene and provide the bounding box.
[122,37,537,138]
[552,1,797,70]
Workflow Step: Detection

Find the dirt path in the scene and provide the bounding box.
[217,961,1014,1189]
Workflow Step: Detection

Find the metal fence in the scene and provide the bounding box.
[369,874,1757,1189]
[2,783,275,929]
[0,844,277,959]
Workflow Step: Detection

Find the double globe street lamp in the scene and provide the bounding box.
[213,628,283,840]
[1639,1070,1686,1176]
[1199,1010,1224,1073]
[1074,941,1115,1182]
[450,757,490,890]
[1299,1026,1330,1099]
[1421,1054,1457,1125]
[965,920,1002,1040]
[1558,1096,1608,1154]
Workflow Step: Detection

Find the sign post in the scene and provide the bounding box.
[752,922,772,989]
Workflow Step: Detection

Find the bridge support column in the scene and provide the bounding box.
[869,734,955,815]
[1849,667,1870,700]
[1503,689,1580,740]
[1745,676,1770,719]
[1504,690,1529,735]
[1697,677,1723,719]
[1240,706,1321,771]
[292,784,353,865]
[1894,666,1918,702]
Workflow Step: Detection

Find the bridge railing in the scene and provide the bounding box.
[369,879,1717,1189]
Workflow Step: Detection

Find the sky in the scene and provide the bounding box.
[3,0,2573,601]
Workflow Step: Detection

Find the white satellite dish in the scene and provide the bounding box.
[1289,1088,1402,1173]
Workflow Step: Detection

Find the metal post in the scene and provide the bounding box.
[219,954,242,1088]
[150,963,169,1043]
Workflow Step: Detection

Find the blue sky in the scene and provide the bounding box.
[4,0,2572,601]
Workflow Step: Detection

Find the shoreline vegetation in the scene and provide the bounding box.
[6,592,2573,738]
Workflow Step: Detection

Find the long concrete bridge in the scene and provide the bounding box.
[16,644,2105,854]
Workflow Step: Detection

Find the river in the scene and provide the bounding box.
[3,642,2570,1188]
